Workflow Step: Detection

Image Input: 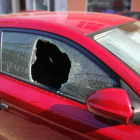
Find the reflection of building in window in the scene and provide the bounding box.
[35,0,49,10]
[87,0,132,13]
[0,0,12,14]
[112,0,123,12]
[123,0,131,11]
[26,0,50,11]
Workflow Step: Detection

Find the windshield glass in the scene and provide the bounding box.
[92,21,140,76]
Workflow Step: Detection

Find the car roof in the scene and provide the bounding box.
[0,12,134,34]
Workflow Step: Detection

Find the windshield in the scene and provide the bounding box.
[91,21,140,76]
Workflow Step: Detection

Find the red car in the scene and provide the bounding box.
[0,12,140,140]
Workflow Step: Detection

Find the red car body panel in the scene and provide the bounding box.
[0,74,140,140]
[0,12,139,139]
[0,12,134,34]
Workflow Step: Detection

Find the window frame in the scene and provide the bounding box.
[0,28,120,104]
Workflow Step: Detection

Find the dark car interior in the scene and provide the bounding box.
[31,39,71,89]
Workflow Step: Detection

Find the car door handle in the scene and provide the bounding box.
[0,103,8,110]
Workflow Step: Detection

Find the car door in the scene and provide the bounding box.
[0,29,140,140]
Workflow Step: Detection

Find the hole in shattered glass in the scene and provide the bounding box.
[31,39,71,89]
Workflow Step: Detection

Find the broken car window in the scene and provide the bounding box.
[31,39,71,89]
[2,32,117,102]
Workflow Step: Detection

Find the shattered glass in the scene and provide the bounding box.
[2,32,37,81]
[2,32,116,101]
[45,39,116,101]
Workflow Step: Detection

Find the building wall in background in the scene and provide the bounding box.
[131,0,140,11]
[68,0,86,11]
[1,0,140,14]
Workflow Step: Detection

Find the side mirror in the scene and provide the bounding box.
[86,88,134,124]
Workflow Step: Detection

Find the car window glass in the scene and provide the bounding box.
[2,32,117,102]
[53,40,117,101]
[2,32,37,81]
[94,21,140,76]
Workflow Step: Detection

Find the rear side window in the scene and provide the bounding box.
[2,31,117,102]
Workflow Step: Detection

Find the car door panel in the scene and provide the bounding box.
[0,74,89,140]
[0,74,140,140]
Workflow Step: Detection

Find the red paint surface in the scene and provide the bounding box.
[86,88,134,124]
[0,74,140,139]
[0,12,139,139]
[0,12,134,34]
